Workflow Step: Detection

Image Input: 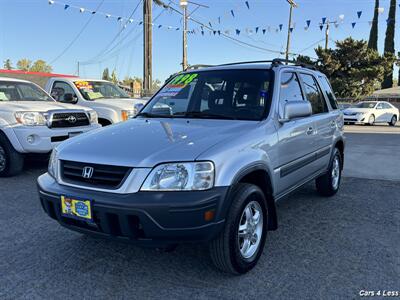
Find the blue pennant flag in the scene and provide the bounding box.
[176,27,180,30]
[289,27,294,33]
[322,17,327,24]
[91,11,96,15]
[352,22,356,28]
[357,11,362,19]
[201,31,204,35]
[279,24,283,31]
[158,25,162,28]
[117,17,122,21]
[64,4,69,10]
[236,29,241,35]
[319,25,324,31]
[213,30,217,35]
[245,1,250,9]
[262,29,266,34]
[255,27,259,33]
[139,21,143,25]
[231,10,235,18]
[306,20,311,27]
[209,22,213,27]
[218,30,221,35]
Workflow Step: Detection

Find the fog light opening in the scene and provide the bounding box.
[204,209,215,222]
[27,135,35,144]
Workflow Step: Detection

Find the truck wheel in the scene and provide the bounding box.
[0,134,24,177]
[209,183,268,274]
[315,148,342,197]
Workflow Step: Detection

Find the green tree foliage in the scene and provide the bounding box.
[382,0,396,88]
[102,68,110,81]
[111,70,118,84]
[368,0,380,50]
[16,59,31,71]
[304,38,394,99]
[3,59,13,70]
[30,60,53,73]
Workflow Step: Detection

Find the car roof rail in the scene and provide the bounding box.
[185,64,215,71]
[271,58,318,70]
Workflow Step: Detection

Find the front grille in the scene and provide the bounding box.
[60,160,131,189]
[50,112,89,128]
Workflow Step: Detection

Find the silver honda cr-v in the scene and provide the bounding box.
[38,59,345,274]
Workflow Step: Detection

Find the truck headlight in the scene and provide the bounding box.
[141,162,215,191]
[15,112,47,126]
[121,110,135,121]
[88,110,98,124]
[48,148,59,179]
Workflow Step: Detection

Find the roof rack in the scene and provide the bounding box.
[271,58,318,70]
[185,64,215,71]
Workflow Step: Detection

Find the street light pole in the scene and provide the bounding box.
[180,0,188,71]
[285,0,297,62]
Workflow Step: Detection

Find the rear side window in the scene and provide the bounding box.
[279,72,304,114]
[300,73,328,115]
[319,77,338,110]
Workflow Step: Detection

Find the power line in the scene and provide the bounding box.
[50,0,105,65]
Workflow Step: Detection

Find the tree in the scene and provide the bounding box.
[382,0,397,88]
[368,0,380,50]
[30,60,52,73]
[111,70,118,84]
[102,68,110,81]
[16,59,31,71]
[308,38,394,99]
[3,59,12,70]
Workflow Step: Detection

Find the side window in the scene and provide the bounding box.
[376,103,384,109]
[279,72,304,114]
[51,81,76,103]
[383,103,392,109]
[319,77,338,110]
[300,73,328,115]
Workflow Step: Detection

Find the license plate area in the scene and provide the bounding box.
[61,195,93,221]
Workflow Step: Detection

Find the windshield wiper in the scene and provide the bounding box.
[174,112,237,120]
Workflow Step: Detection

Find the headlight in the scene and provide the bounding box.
[48,148,59,179]
[141,162,215,191]
[88,110,98,123]
[15,112,47,126]
[121,110,135,121]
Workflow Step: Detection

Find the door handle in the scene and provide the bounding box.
[306,127,314,135]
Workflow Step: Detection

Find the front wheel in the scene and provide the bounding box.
[389,115,397,126]
[209,184,267,274]
[315,148,342,197]
[0,134,24,177]
[367,114,375,126]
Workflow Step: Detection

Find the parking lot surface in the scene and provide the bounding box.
[1,132,399,299]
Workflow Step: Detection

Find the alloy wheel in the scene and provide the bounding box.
[331,155,340,190]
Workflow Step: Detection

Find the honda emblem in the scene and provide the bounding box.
[82,166,94,179]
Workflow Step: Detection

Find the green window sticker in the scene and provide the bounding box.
[0,92,9,101]
[170,73,198,86]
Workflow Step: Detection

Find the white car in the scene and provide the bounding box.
[45,78,147,126]
[343,101,399,126]
[0,77,101,176]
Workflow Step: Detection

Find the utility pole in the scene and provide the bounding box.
[77,61,80,76]
[285,0,298,62]
[180,0,188,71]
[325,21,330,50]
[143,0,152,96]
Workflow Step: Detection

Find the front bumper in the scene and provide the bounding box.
[8,124,101,153]
[343,115,366,124]
[37,174,229,247]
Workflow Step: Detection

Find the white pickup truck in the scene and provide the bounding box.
[0,77,101,176]
[45,78,147,126]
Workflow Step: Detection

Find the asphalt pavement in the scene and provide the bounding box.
[1,130,399,299]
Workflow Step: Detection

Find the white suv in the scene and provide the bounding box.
[0,77,101,176]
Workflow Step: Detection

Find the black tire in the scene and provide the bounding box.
[389,115,397,127]
[0,133,24,177]
[315,148,342,197]
[209,183,268,275]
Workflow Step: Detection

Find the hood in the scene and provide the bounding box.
[93,98,147,111]
[343,108,371,114]
[57,118,256,167]
[0,101,89,113]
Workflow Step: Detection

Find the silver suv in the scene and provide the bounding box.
[37,60,345,274]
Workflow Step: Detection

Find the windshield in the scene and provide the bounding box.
[74,81,130,100]
[354,102,377,109]
[0,81,53,102]
[139,69,273,121]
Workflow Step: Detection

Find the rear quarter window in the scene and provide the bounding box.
[319,76,338,110]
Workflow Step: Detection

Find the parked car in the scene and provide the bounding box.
[38,59,345,274]
[338,103,352,111]
[0,77,101,176]
[343,101,399,126]
[45,78,147,126]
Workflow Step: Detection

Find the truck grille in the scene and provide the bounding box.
[60,160,131,189]
[50,112,89,128]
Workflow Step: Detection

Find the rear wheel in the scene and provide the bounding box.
[389,115,397,126]
[0,134,24,177]
[315,148,342,197]
[209,184,267,274]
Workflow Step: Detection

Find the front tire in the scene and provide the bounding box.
[0,134,24,177]
[315,148,342,197]
[209,184,268,275]
[367,114,375,126]
[389,115,397,126]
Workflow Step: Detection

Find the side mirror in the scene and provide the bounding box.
[134,103,144,113]
[62,93,77,104]
[280,101,312,123]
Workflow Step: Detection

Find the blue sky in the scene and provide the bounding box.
[0,0,398,81]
